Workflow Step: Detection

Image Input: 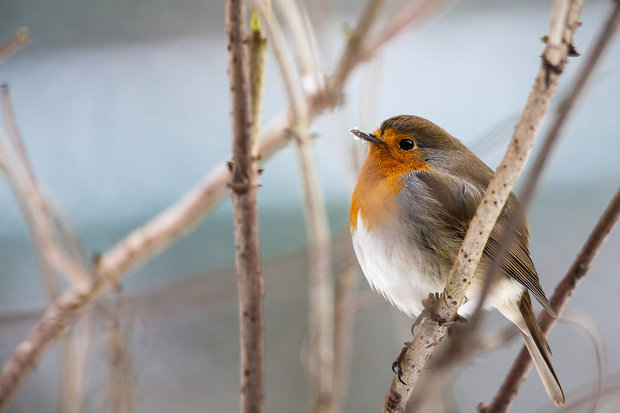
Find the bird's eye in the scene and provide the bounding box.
[399,139,415,151]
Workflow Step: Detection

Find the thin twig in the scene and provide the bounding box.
[60,313,96,413]
[226,0,265,411]
[275,0,323,93]
[329,0,386,98]
[332,244,361,413]
[252,1,335,410]
[1,86,90,288]
[102,299,136,413]
[362,0,452,59]
[0,28,29,63]
[481,186,620,413]
[0,3,425,407]
[381,1,583,411]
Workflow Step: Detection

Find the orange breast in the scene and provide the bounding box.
[350,174,401,231]
[350,129,430,231]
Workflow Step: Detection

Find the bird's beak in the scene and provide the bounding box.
[350,129,384,145]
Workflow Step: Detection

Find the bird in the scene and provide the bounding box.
[349,114,565,405]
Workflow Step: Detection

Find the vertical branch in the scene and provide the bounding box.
[381,0,584,411]
[60,314,95,413]
[332,245,361,413]
[103,301,136,413]
[226,1,265,412]
[329,0,386,95]
[481,188,620,413]
[251,1,334,411]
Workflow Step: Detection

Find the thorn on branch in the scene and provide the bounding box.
[568,43,580,56]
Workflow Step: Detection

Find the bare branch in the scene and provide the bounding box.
[251,1,334,410]
[416,2,620,404]
[479,2,620,410]
[1,86,89,288]
[481,187,620,413]
[362,0,452,58]
[226,0,265,411]
[330,0,386,95]
[333,247,361,413]
[381,1,584,411]
[0,28,29,64]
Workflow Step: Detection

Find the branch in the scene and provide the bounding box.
[251,1,335,410]
[226,0,265,412]
[481,187,620,413]
[0,86,89,288]
[0,2,429,408]
[362,0,452,59]
[0,28,29,64]
[332,244,362,413]
[381,1,584,411]
[329,0,386,97]
[412,2,620,405]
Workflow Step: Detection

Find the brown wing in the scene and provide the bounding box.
[416,170,555,315]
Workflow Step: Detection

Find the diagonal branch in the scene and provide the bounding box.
[381,0,584,411]
[0,28,29,64]
[481,187,620,413]
[410,3,620,408]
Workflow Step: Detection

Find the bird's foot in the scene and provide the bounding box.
[391,341,413,385]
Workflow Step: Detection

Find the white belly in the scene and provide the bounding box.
[351,213,525,319]
[351,214,442,318]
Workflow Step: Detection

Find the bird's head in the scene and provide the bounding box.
[351,115,465,176]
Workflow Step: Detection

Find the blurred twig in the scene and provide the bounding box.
[226,0,265,411]
[0,28,29,64]
[0,86,89,288]
[362,0,451,58]
[60,313,96,413]
[481,186,620,413]
[102,299,136,413]
[332,241,361,413]
[276,0,323,93]
[329,0,386,98]
[540,374,620,413]
[559,311,608,413]
[381,1,583,411]
[252,1,334,410]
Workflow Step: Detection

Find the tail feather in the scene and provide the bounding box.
[518,292,565,405]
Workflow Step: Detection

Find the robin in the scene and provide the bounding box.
[350,115,565,405]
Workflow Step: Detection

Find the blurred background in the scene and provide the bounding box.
[1,0,619,411]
